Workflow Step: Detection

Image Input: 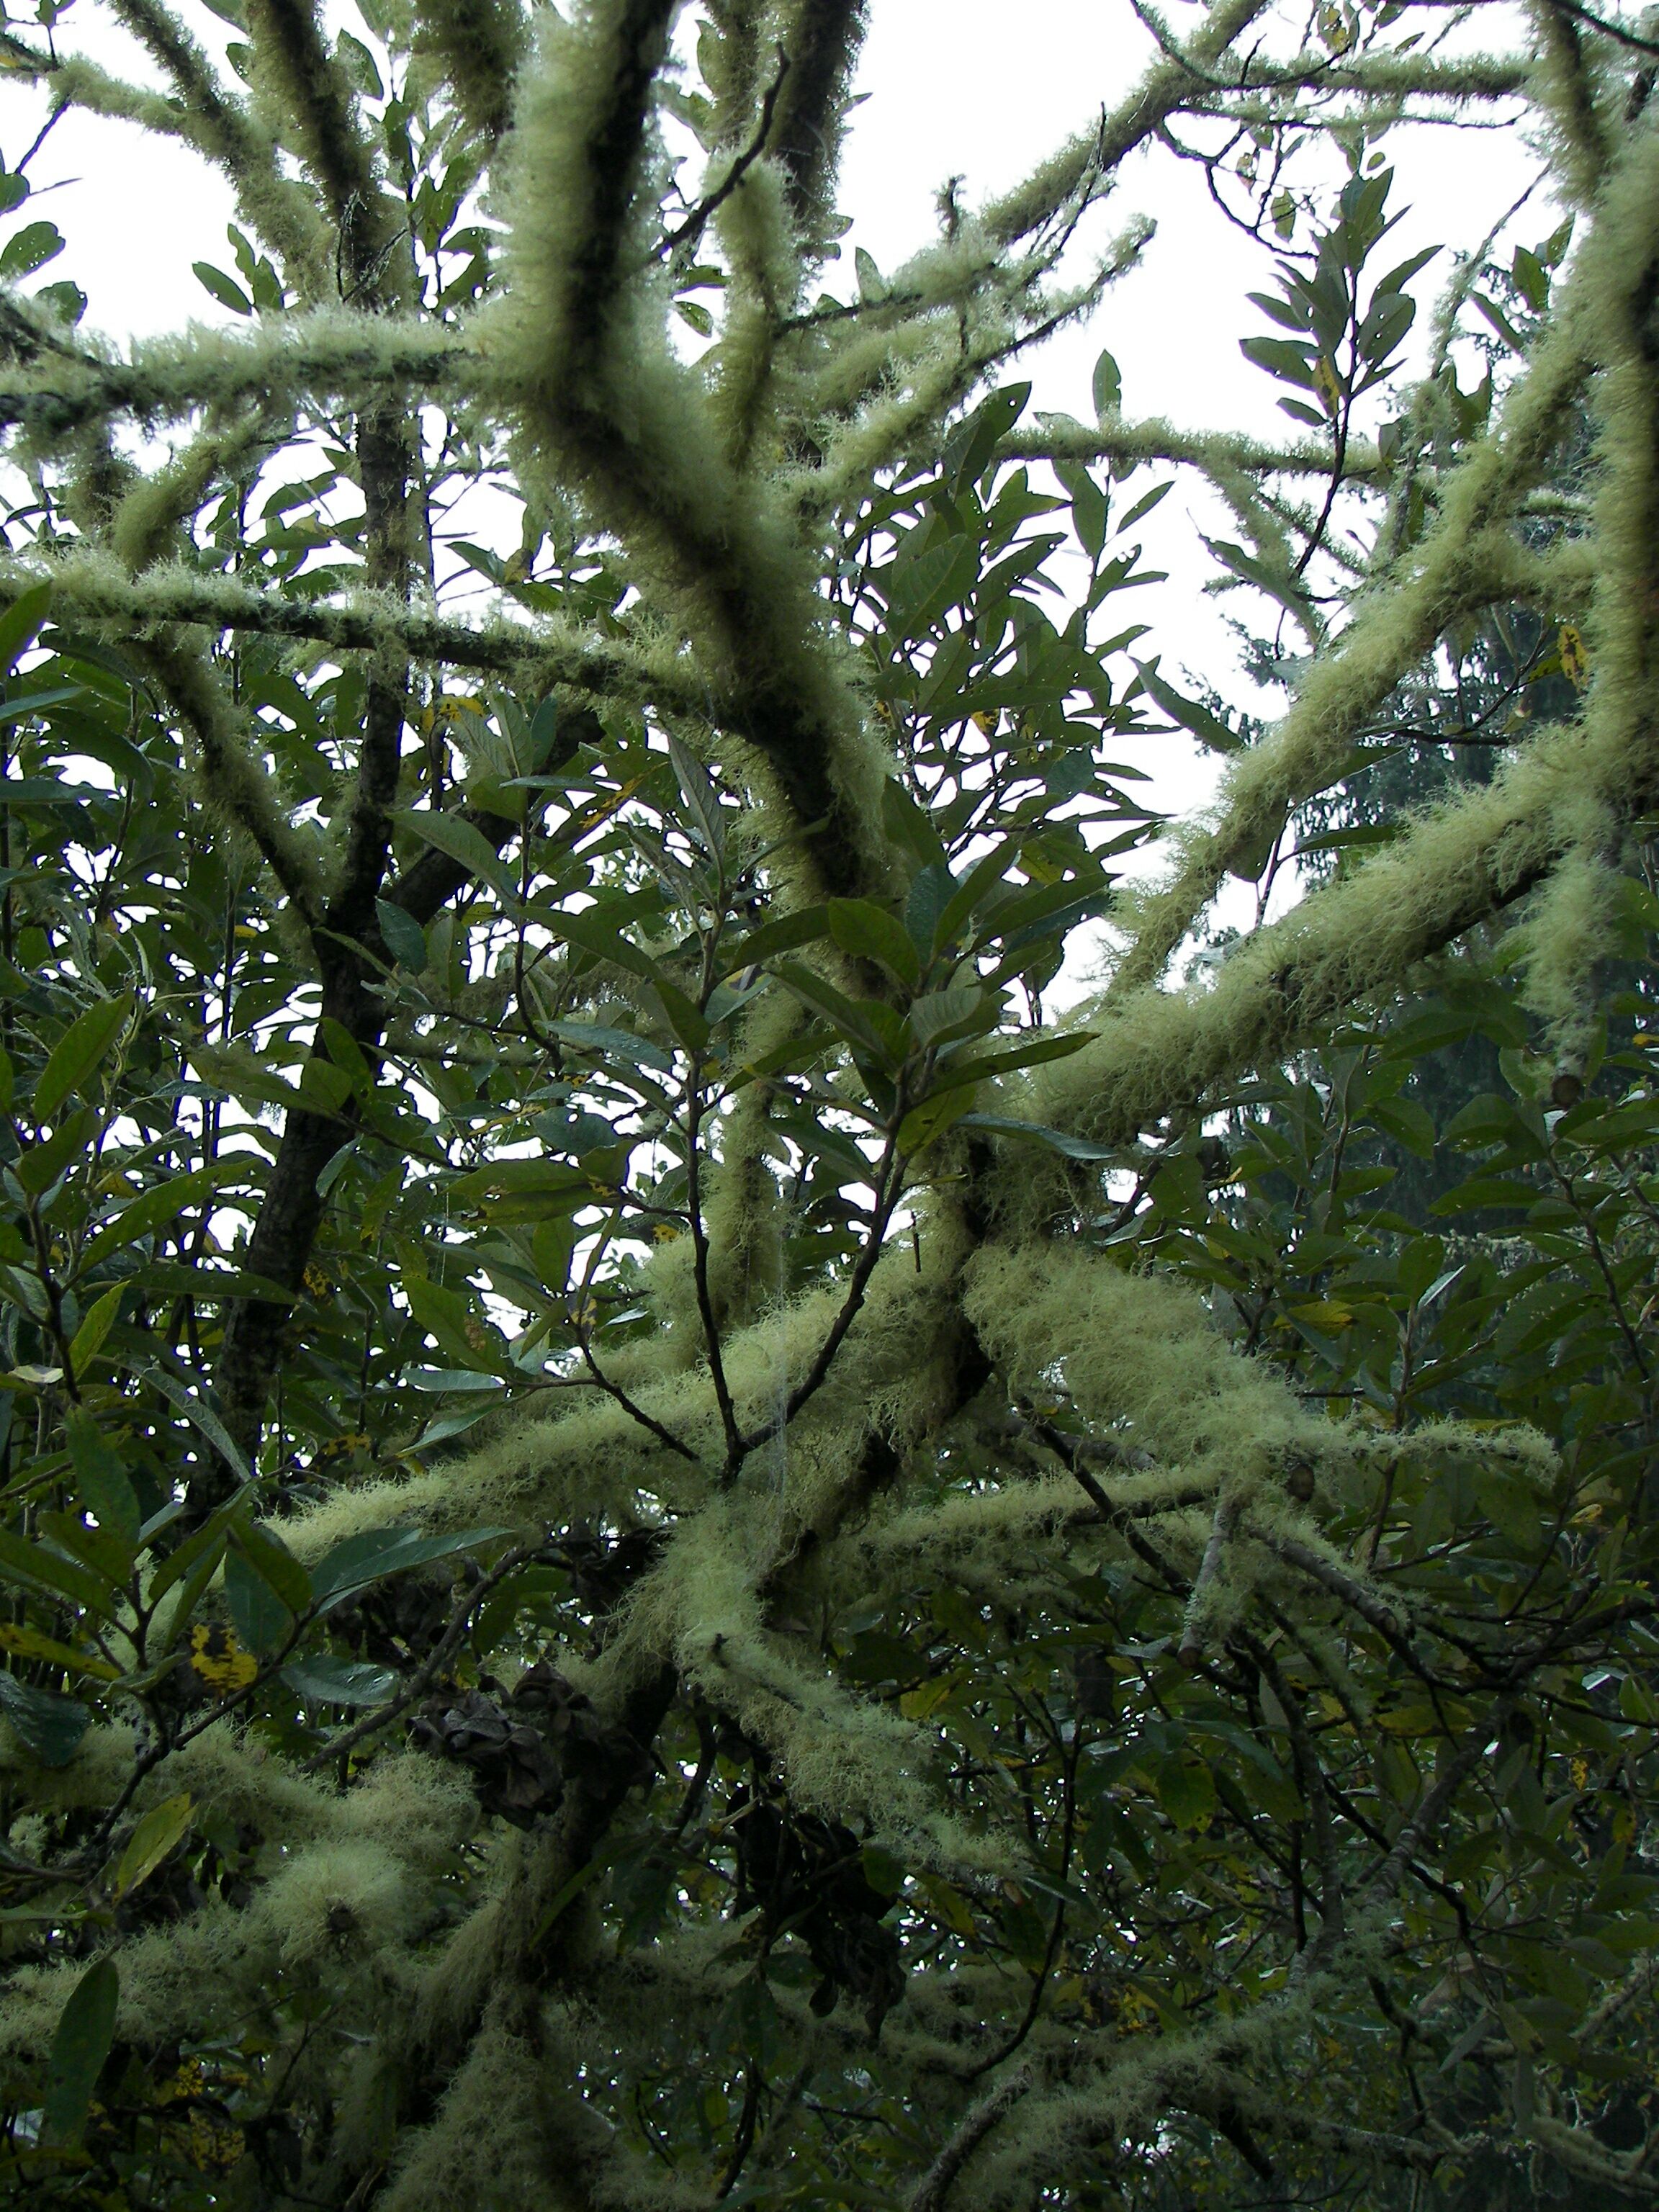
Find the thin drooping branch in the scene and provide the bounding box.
[4,549,702,711]
[1002,414,1388,482]
[908,2066,1034,2212]
[0,317,470,436]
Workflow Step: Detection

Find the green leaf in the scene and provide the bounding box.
[1154,1755,1216,1830]
[828,899,921,989]
[854,244,888,302]
[68,1284,123,1376]
[36,279,86,326]
[225,1543,292,1654]
[896,1087,977,1155]
[1056,459,1108,561]
[42,1954,118,2146]
[667,733,726,863]
[397,807,512,899]
[34,993,131,1124]
[1239,333,1316,387]
[407,1367,505,1391]
[544,1020,674,1073]
[310,1524,511,1611]
[654,978,710,1052]
[958,1112,1115,1161]
[111,1793,193,1901]
[0,580,51,674]
[79,1166,243,1274]
[282,1655,399,1706]
[136,1365,251,1488]
[0,218,63,279]
[233,1520,312,1620]
[66,1411,140,1552]
[773,963,896,1064]
[376,897,429,972]
[726,905,830,969]
[192,258,253,315]
[0,1524,116,1616]
[556,906,660,980]
[945,381,1030,490]
[16,1105,95,1195]
[936,845,1021,954]
[1117,480,1173,533]
[0,1622,117,1680]
[145,1512,231,1610]
[1092,347,1123,420]
[0,1671,90,1766]
[336,26,382,94]
[881,778,947,868]
[909,986,992,1048]
[930,1028,1094,1092]
[904,863,957,958]
[1132,660,1242,755]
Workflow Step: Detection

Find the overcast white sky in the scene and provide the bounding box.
[0,0,1548,842]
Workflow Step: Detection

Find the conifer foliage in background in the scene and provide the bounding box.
[2,0,1659,2201]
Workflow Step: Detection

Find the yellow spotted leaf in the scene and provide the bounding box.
[189,1624,258,1695]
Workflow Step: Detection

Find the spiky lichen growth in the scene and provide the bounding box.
[5,0,1659,2205]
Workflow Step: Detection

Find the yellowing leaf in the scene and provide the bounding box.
[1287,1298,1353,1332]
[189,1624,258,1694]
[0,1623,117,1679]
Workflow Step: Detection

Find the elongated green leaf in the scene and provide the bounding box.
[407,1367,505,1391]
[111,1793,192,1901]
[282,1655,399,1706]
[232,1520,312,1619]
[66,1411,140,1551]
[1092,347,1122,419]
[929,1029,1097,1095]
[311,1524,511,1610]
[43,1954,118,2145]
[16,1106,96,1195]
[375,897,428,973]
[667,733,725,863]
[0,1671,91,1766]
[654,979,709,1051]
[143,1508,234,1605]
[1132,660,1243,755]
[0,1524,116,1615]
[397,807,511,897]
[450,1159,590,1205]
[68,1284,122,1376]
[35,993,131,1125]
[828,899,921,989]
[192,258,252,313]
[773,962,890,1061]
[0,1622,117,1679]
[725,906,829,969]
[958,1112,1117,1161]
[556,906,659,980]
[544,1019,674,1072]
[946,380,1030,489]
[78,1163,248,1274]
[896,1087,977,1155]
[1240,333,1316,386]
[225,1544,292,1653]
[138,1364,252,1485]
[0,580,52,673]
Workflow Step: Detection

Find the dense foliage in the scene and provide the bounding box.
[0,0,1657,2204]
